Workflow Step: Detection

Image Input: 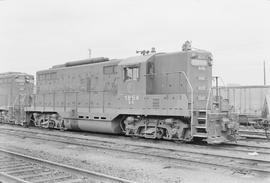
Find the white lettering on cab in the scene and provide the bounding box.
[125,95,139,104]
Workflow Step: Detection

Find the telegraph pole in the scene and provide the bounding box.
[264,61,266,85]
[88,49,92,58]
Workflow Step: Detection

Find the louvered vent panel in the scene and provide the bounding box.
[152,98,160,109]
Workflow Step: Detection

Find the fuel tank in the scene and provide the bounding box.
[63,119,122,134]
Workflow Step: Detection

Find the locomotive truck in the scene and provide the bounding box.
[0,45,238,143]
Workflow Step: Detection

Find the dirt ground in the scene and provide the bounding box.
[0,125,269,183]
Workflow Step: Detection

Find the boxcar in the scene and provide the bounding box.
[0,72,34,124]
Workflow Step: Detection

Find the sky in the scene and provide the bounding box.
[0,0,270,86]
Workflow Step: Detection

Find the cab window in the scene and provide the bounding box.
[124,66,139,81]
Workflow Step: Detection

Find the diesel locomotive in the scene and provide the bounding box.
[0,44,238,143]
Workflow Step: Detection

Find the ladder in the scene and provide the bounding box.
[193,109,208,137]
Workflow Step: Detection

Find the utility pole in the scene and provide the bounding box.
[88,49,92,59]
[264,61,266,85]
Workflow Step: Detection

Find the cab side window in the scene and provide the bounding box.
[124,66,139,81]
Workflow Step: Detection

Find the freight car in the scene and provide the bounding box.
[0,44,238,143]
[0,72,34,125]
[217,85,270,116]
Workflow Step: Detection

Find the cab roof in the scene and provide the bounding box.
[118,54,155,66]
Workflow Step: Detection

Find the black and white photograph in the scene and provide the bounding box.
[0,0,270,182]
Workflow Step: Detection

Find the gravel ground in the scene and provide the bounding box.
[0,125,269,183]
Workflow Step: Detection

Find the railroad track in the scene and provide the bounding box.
[3,125,270,152]
[0,148,134,183]
[1,125,270,157]
[0,126,270,176]
[239,129,270,139]
[221,143,270,155]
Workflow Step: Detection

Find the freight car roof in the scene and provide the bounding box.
[0,72,32,78]
[217,85,270,89]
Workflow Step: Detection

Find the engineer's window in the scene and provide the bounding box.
[124,66,139,81]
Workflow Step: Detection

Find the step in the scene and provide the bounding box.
[198,109,208,112]
[197,118,206,120]
[193,133,207,138]
[198,111,207,117]
[195,126,207,134]
[197,118,207,125]
[195,126,206,129]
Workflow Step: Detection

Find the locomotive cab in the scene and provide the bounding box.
[118,55,150,97]
[119,50,238,143]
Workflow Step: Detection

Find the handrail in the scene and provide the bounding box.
[179,71,194,135]
[206,88,213,111]
[205,88,213,128]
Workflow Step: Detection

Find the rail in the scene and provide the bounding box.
[0,148,135,183]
